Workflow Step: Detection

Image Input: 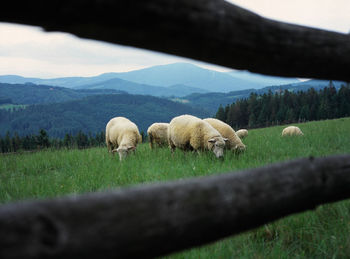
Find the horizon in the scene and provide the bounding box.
[0,62,310,83]
[1,0,349,79]
[0,62,234,80]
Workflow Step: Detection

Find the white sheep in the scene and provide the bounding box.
[204,118,246,153]
[168,114,228,158]
[282,126,304,136]
[236,129,248,139]
[105,116,142,160]
[147,122,169,149]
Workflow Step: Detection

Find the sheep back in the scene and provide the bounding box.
[204,118,246,152]
[236,129,248,139]
[282,126,304,136]
[147,122,169,149]
[105,117,142,152]
[168,115,226,158]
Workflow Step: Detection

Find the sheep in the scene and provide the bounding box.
[105,116,142,161]
[168,114,228,158]
[236,129,248,139]
[203,118,246,153]
[147,122,169,149]
[282,126,304,136]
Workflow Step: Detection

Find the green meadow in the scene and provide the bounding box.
[1,117,350,258]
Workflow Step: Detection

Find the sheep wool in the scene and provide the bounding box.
[147,122,169,149]
[204,118,246,153]
[168,114,227,158]
[105,117,142,161]
[236,129,248,139]
[282,126,304,136]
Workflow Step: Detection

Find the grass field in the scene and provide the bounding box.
[1,117,350,258]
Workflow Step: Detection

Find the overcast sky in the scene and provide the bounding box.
[0,0,349,78]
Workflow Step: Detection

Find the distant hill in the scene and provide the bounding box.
[0,74,119,88]
[0,94,210,138]
[0,63,301,94]
[0,83,124,105]
[110,62,261,92]
[226,70,300,87]
[74,78,208,97]
[178,80,347,115]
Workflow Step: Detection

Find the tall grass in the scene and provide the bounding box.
[1,117,349,258]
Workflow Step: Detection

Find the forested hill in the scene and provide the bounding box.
[0,94,210,138]
[0,83,125,105]
[180,80,347,115]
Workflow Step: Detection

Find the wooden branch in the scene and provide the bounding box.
[1,0,350,81]
[0,154,349,258]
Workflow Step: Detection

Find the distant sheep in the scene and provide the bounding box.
[147,122,169,149]
[168,114,227,158]
[105,116,142,161]
[236,129,248,139]
[204,118,246,153]
[282,126,304,136]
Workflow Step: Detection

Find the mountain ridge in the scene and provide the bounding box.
[0,62,301,94]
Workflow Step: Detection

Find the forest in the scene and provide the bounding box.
[0,93,209,139]
[1,85,349,154]
[0,129,106,153]
[215,84,350,129]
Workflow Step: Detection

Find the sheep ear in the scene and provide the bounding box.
[112,148,118,153]
[208,138,216,143]
[127,146,136,151]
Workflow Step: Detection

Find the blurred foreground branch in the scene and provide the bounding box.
[0,154,350,258]
[1,0,350,81]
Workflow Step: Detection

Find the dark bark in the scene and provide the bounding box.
[1,0,350,81]
[0,154,349,258]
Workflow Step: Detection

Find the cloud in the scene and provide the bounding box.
[226,0,350,33]
[0,22,231,78]
[1,1,349,78]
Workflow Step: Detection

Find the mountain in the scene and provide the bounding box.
[284,79,346,90]
[0,74,119,89]
[0,63,301,94]
[110,63,261,92]
[226,70,300,87]
[178,79,348,115]
[74,78,208,97]
[0,83,124,105]
[0,94,210,138]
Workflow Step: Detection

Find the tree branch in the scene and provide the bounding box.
[0,154,349,258]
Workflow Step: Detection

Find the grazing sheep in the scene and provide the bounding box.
[236,129,248,139]
[105,116,142,161]
[147,122,169,149]
[168,114,228,158]
[282,126,304,136]
[204,118,246,153]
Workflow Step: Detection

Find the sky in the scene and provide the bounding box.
[0,0,349,78]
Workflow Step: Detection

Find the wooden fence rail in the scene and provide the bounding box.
[0,155,350,258]
[1,0,350,82]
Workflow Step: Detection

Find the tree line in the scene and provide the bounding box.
[0,129,106,153]
[0,129,147,154]
[215,84,350,129]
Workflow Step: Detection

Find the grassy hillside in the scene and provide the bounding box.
[1,118,349,258]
